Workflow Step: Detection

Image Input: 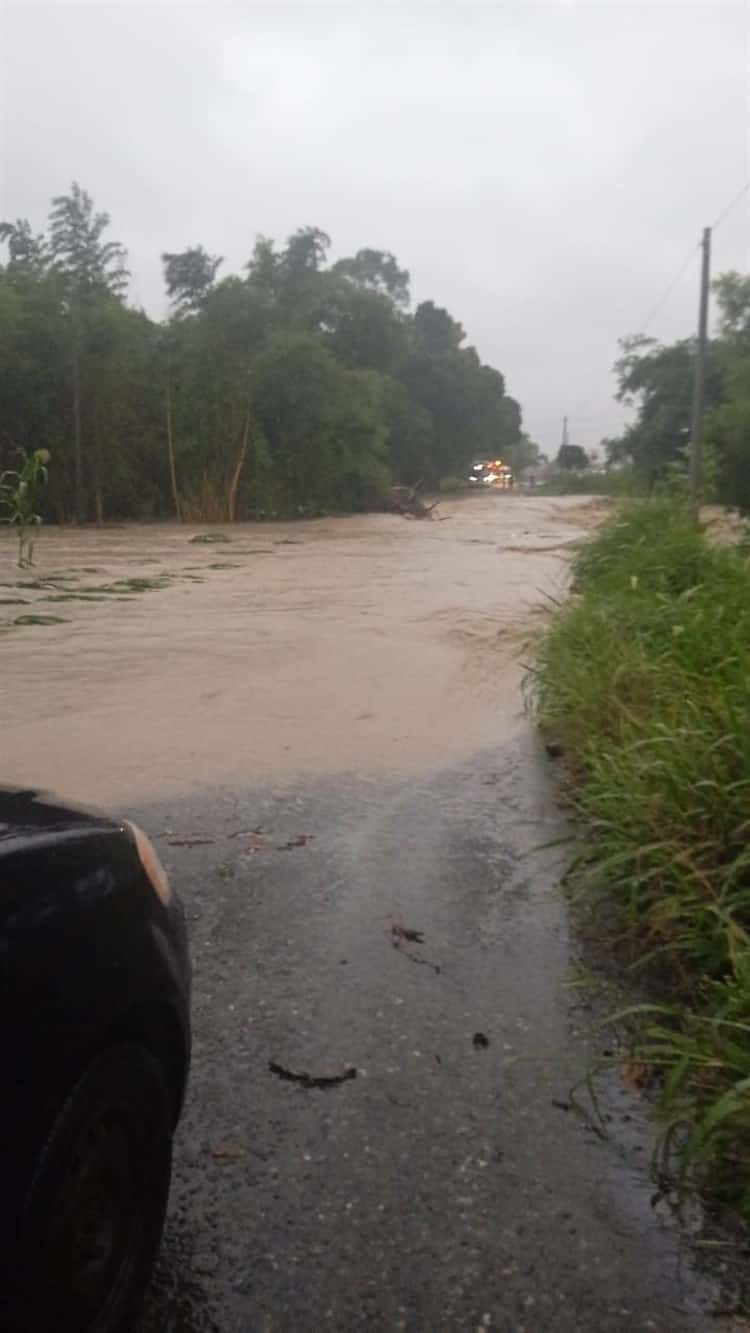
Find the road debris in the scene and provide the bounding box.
[277,834,315,850]
[390,922,424,945]
[268,1060,357,1090]
[622,1059,653,1090]
[389,921,441,974]
[210,1141,245,1161]
[232,832,269,853]
[473,1032,490,1049]
[388,484,440,520]
[167,836,216,847]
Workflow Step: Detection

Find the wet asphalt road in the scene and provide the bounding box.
[139,732,741,1333]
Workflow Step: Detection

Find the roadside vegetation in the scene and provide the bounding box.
[0,447,50,566]
[535,468,642,499]
[0,184,540,526]
[605,271,750,513]
[536,499,750,1220]
[539,270,750,513]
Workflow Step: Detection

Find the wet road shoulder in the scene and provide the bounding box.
[139,734,748,1332]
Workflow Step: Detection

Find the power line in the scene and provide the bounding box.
[710,178,750,232]
[638,242,700,335]
[556,182,748,447]
[633,178,749,338]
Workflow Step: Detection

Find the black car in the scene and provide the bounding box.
[0,787,191,1333]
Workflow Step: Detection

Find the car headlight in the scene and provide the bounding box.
[126,821,172,906]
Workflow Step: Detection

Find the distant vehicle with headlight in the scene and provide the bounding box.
[0,786,191,1333]
[468,459,513,488]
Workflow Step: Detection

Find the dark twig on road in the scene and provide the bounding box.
[167,836,215,847]
[391,922,424,945]
[397,948,441,974]
[389,921,441,974]
[268,1061,357,1090]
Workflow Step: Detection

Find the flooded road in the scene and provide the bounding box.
[2,496,744,1330]
[1,494,597,803]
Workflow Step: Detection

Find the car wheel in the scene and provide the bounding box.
[13,1042,173,1333]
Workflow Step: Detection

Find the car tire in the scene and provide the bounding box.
[11,1042,173,1333]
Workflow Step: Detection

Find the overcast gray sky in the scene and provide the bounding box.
[2,1,749,457]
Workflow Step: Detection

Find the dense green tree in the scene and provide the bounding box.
[378,377,436,485]
[47,182,131,520]
[165,275,269,520]
[49,183,129,295]
[332,249,410,306]
[473,366,523,460]
[161,246,223,314]
[557,443,589,471]
[251,333,389,514]
[283,226,330,280]
[706,360,750,512]
[399,305,522,480]
[1,185,528,523]
[608,335,725,486]
[713,271,750,347]
[323,285,409,375]
[0,262,68,474]
[606,271,750,502]
[413,300,465,356]
[704,272,750,512]
[0,219,48,271]
[400,350,476,480]
[245,235,281,308]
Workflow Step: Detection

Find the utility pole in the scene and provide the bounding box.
[689,226,711,519]
[562,415,569,449]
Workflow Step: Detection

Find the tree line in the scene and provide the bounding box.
[604,271,750,511]
[0,184,536,525]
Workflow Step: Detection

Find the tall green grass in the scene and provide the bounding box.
[536,499,750,1216]
[535,467,643,498]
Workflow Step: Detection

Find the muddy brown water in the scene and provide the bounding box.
[0,494,605,805]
